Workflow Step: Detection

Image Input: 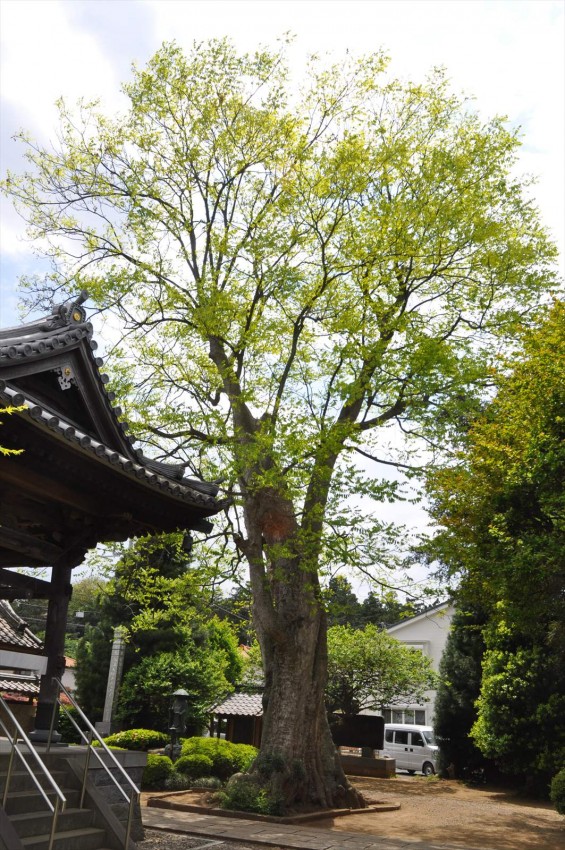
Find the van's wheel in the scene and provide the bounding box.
[423,762,435,777]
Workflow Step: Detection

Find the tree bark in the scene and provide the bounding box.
[241,488,365,812]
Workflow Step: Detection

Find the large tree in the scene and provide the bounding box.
[427,302,565,790]
[2,40,558,811]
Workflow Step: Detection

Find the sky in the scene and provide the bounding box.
[0,0,563,591]
[1,0,563,330]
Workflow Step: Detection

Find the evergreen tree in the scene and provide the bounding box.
[434,606,492,779]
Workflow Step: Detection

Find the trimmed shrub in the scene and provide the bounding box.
[103,729,168,751]
[142,754,174,790]
[217,773,283,816]
[174,753,213,778]
[192,775,223,789]
[550,769,565,815]
[164,772,194,791]
[180,737,257,779]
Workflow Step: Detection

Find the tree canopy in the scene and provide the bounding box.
[2,38,559,812]
[326,623,436,716]
[427,301,565,790]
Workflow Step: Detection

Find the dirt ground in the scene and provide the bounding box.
[144,774,564,850]
[307,774,565,850]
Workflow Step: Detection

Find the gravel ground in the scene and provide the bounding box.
[138,828,285,850]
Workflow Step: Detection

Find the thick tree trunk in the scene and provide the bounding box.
[239,487,365,812]
[255,601,365,811]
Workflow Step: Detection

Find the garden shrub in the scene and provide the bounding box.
[103,729,168,751]
[164,772,194,791]
[180,737,257,779]
[57,706,87,744]
[550,768,565,815]
[217,773,283,816]
[192,775,222,789]
[174,753,213,778]
[142,754,174,789]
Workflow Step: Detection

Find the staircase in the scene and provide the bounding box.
[1,684,139,850]
[0,752,119,850]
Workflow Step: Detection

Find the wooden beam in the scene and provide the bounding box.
[0,526,63,565]
[0,457,104,515]
[0,566,55,598]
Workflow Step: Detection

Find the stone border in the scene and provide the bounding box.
[147,791,400,824]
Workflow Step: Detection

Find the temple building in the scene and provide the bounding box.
[0,291,223,738]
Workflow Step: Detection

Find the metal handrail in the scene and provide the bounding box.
[0,694,66,850]
[50,678,139,850]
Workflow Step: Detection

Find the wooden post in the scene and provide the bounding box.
[30,556,75,742]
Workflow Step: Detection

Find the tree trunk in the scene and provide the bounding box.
[241,487,365,812]
[255,600,365,811]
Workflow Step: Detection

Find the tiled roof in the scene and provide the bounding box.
[0,678,39,696]
[0,292,222,515]
[213,692,263,717]
[0,600,43,652]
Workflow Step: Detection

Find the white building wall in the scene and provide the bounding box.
[385,602,454,724]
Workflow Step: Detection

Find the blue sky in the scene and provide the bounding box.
[1,0,563,326]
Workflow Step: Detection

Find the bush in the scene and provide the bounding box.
[192,775,223,789]
[57,706,87,744]
[164,772,194,791]
[550,768,565,815]
[180,737,257,780]
[217,773,283,816]
[142,754,174,790]
[174,753,214,778]
[103,729,168,751]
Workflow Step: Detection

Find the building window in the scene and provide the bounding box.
[382,708,427,724]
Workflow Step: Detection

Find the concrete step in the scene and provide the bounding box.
[0,769,67,794]
[9,807,95,838]
[2,788,80,815]
[20,826,107,850]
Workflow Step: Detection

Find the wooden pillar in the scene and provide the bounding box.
[30,555,76,741]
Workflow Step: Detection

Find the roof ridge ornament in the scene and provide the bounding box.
[41,289,89,331]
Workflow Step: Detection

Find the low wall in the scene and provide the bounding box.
[340,754,396,778]
[64,748,147,846]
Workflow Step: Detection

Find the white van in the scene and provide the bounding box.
[383,724,438,776]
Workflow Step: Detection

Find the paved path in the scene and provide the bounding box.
[143,806,492,850]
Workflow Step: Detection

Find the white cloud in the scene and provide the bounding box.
[0,0,126,142]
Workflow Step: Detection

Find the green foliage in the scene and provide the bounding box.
[116,643,235,733]
[75,621,112,721]
[427,303,565,791]
[324,577,428,629]
[550,769,565,815]
[326,623,437,716]
[164,772,194,791]
[103,729,168,751]
[75,534,243,731]
[57,706,86,745]
[218,774,283,816]
[180,737,257,780]
[142,754,174,790]
[3,37,559,806]
[191,775,223,789]
[2,39,557,587]
[174,753,214,778]
[434,606,493,779]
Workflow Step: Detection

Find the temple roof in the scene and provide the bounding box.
[0,293,223,572]
[213,692,263,717]
[0,599,43,653]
